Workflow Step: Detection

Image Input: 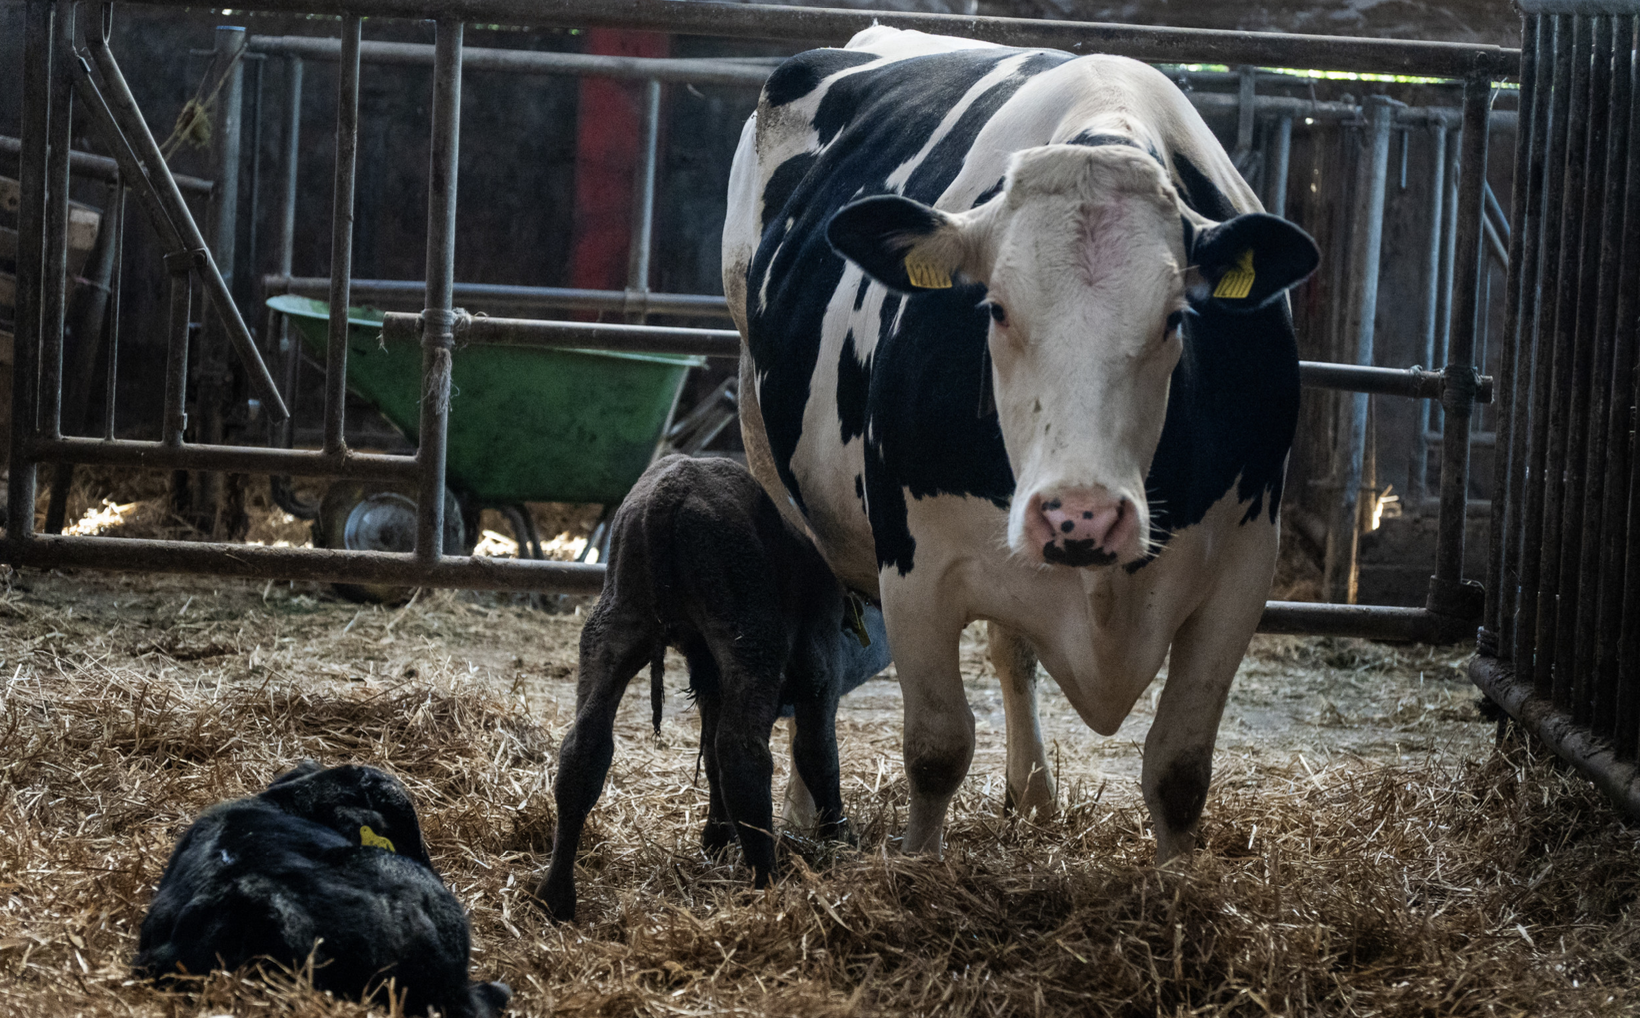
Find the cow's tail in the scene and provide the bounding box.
[649,646,665,736]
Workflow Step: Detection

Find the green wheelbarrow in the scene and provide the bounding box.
[267,294,707,596]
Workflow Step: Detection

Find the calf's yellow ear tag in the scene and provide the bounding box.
[359,825,396,853]
[1212,248,1256,300]
[904,249,952,289]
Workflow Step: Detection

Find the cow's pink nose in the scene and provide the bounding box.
[1030,489,1135,567]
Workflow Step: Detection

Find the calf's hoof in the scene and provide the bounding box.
[701,820,736,859]
[816,817,858,848]
[527,872,576,923]
[470,980,513,1018]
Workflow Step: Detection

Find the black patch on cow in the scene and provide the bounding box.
[973,176,1006,207]
[837,330,871,444]
[853,273,872,310]
[1172,150,1238,220]
[1155,746,1212,833]
[761,152,818,234]
[763,48,878,108]
[1065,130,1163,166]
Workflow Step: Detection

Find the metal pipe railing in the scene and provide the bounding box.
[122,0,1520,79]
[265,275,735,318]
[0,133,214,193]
[324,15,362,456]
[415,21,462,565]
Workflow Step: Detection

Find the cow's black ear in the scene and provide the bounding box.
[1188,213,1318,312]
[827,194,961,294]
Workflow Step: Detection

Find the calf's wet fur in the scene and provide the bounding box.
[533,455,889,921]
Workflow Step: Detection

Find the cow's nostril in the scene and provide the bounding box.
[1059,520,1074,533]
[1042,498,1061,511]
[1082,511,1093,519]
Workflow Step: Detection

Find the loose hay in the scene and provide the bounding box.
[0,574,1634,1017]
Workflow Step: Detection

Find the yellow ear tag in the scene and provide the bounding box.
[359,825,396,853]
[903,250,952,289]
[1212,248,1256,300]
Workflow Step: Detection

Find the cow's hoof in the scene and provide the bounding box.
[816,818,858,848]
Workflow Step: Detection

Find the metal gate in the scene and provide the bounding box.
[1471,0,1640,815]
[5,0,1516,644]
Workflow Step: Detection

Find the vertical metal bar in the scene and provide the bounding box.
[9,1,53,544]
[39,0,76,444]
[103,176,124,440]
[1437,142,1460,388]
[1411,122,1447,507]
[417,19,462,564]
[161,264,193,447]
[324,15,361,456]
[1561,15,1619,726]
[273,55,303,457]
[1322,95,1396,605]
[1516,15,1574,682]
[1534,16,1593,698]
[278,56,302,279]
[1428,73,1493,619]
[1601,16,1640,757]
[1492,13,1546,659]
[626,77,661,322]
[1267,115,1292,219]
[195,24,247,531]
[247,51,264,301]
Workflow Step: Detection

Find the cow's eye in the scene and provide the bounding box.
[989,303,1008,327]
[1164,309,1184,339]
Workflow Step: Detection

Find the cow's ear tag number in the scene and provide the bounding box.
[904,250,952,289]
[1212,249,1256,299]
[359,825,396,853]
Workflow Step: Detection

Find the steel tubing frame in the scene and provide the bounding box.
[4,1,1510,639]
[1472,4,1640,821]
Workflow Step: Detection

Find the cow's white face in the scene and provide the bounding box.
[828,143,1317,570]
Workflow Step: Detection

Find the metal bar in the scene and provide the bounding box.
[0,134,214,194]
[84,36,290,421]
[31,435,419,480]
[1602,15,1640,757]
[1257,603,1462,642]
[9,1,53,545]
[1411,122,1448,505]
[1428,72,1493,628]
[247,48,264,307]
[248,35,774,85]
[1482,213,1510,268]
[1230,65,1256,172]
[1267,115,1292,218]
[0,533,608,595]
[325,15,361,455]
[120,0,1521,79]
[195,23,248,531]
[1557,13,1616,725]
[417,20,462,565]
[102,176,124,440]
[160,265,192,447]
[1471,655,1640,818]
[1484,178,1512,242]
[1323,95,1397,605]
[1516,14,1574,680]
[626,78,661,321]
[277,58,302,278]
[267,274,734,318]
[39,0,76,444]
[1298,361,1492,400]
[1486,13,1541,655]
[1532,16,1591,695]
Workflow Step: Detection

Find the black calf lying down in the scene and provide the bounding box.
[533,454,890,921]
[136,762,511,1018]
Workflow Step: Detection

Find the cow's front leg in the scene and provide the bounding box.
[987,621,1055,817]
[1140,568,1265,862]
[885,588,972,855]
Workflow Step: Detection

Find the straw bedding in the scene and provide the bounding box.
[0,559,1634,1015]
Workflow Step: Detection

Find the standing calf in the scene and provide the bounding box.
[532,454,890,921]
[136,762,511,1018]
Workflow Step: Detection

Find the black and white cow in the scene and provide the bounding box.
[723,28,1318,860]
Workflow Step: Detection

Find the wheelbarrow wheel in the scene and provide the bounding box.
[314,481,470,604]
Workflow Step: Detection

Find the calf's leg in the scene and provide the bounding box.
[988,622,1055,817]
[533,617,655,921]
[705,654,784,886]
[790,693,852,844]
